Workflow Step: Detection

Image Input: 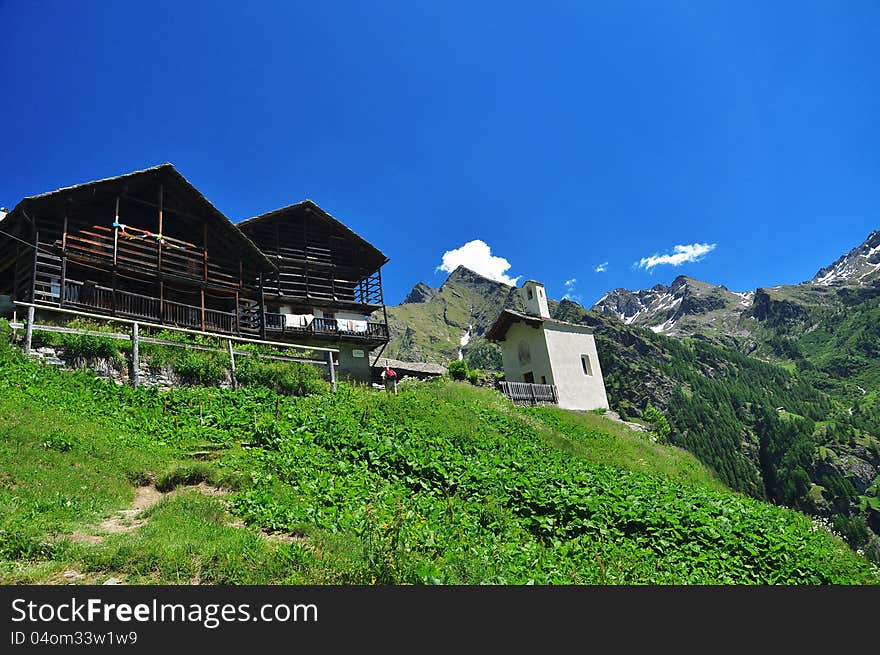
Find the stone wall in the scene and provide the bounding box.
[27,345,234,390]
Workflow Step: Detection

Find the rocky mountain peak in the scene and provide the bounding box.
[441,265,513,289]
[403,282,438,304]
[811,230,880,287]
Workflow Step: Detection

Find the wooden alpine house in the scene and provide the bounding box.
[0,163,391,382]
[236,200,390,381]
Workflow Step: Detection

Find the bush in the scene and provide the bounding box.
[643,404,672,443]
[448,360,468,381]
[466,368,497,388]
[169,349,225,386]
[236,357,328,396]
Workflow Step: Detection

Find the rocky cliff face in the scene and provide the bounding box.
[811,230,880,287]
[403,282,438,304]
[593,275,754,344]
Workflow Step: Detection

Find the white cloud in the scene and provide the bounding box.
[562,277,581,302]
[636,243,716,271]
[437,239,520,285]
[594,262,608,273]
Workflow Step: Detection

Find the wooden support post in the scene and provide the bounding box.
[327,350,336,392]
[227,339,238,390]
[112,197,119,314]
[24,305,34,354]
[30,231,38,303]
[113,196,120,266]
[258,271,266,340]
[234,291,240,335]
[12,309,17,341]
[378,267,389,335]
[157,185,163,273]
[13,242,19,300]
[203,223,208,283]
[59,215,68,306]
[131,322,140,388]
[200,288,206,332]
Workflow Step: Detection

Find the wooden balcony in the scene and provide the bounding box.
[264,312,389,343]
[63,225,240,289]
[61,280,237,334]
[47,280,388,342]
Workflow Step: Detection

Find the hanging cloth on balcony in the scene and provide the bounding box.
[112,221,188,250]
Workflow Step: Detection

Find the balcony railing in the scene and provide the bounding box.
[56,280,385,341]
[62,280,236,334]
[498,381,558,405]
[264,312,388,341]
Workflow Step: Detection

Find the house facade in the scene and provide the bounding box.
[235,201,389,382]
[487,280,609,411]
[0,165,390,383]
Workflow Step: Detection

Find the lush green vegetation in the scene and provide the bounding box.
[1,321,876,584]
[29,319,328,394]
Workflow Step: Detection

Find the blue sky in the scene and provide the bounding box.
[2,1,878,306]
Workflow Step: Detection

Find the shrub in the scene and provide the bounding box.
[644,404,672,443]
[144,345,224,386]
[448,360,468,381]
[466,368,497,388]
[236,358,328,396]
[170,349,225,386]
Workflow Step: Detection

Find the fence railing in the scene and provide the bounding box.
[62,280,236,334]
[499,381,559,405]
[263,313,389,341]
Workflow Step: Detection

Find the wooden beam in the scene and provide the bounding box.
[200,287,206,332]
[13,241,19,301]
[120,192,205,224]
[113,196,119,266]
[24,305,34,353]
[234,290,240,335]
[203,222,208,283]
[258,271,266,340]
[157,184,163,273]
[227,339,237,390]
[30,230,38,303]
[59,215,68,306]
[131,322,140,388]
[327,350,336,392]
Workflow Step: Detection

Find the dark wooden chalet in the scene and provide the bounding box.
[0,164,277,337]
[236,201,390,380]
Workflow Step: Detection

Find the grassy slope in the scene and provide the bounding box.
[0,329,876,584]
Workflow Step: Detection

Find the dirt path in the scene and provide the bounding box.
[67,482,224,544]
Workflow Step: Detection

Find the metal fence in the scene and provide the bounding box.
[499,381,558,405]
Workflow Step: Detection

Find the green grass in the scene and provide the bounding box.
[521,406,727,492]
[0,321,876,585]
[69,492,310,585]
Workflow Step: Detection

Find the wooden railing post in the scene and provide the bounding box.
[59,215,68,307]
[24,305,35,354]
[131,322,140,388]
[227,339,238,390]
[327,350,336,392]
